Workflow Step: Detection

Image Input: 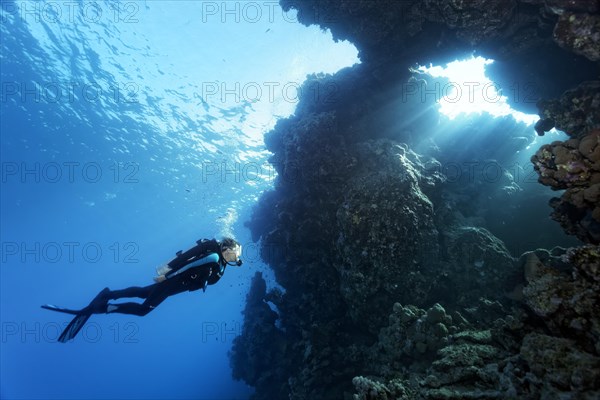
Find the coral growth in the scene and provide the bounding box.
[535,81,600,138]
[532,83,600,243]
[554,13,600,61]
[230,272,289,399]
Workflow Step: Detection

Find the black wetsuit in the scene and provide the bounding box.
[104,240,225,316]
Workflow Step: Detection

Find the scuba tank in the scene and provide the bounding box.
[154,239,221,279]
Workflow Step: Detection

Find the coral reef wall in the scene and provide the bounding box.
[230,1,600,399]
[533,82,600,243]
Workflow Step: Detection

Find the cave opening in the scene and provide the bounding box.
[398,55,581,255]
[416,56,538,125]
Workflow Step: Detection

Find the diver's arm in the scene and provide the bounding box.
[206,265,225,285]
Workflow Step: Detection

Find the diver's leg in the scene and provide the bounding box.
[107,284,157,300]
[105,302,153,316]
[80,285,158,315]
[106,282,180,316]
[79,287,112,314]
[105,295,167,316]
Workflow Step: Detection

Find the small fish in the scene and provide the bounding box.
[265,28,271,33]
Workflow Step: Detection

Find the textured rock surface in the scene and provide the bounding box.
[230,272,289,399]
[522,246,600,354]
[532,81,600,244]
[354,289,600,399]
[535,81,600,138]
[554,12,600,61]
[520,333,600,395]
[334,140,442,322]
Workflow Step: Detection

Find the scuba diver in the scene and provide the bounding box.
[41,237,243,342]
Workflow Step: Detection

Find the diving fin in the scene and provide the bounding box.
[41,288,110,315]
[44,287,111,343]
[58,313,92,343]
[41,304,82,315]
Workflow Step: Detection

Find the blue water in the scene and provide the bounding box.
[0,1,357,399]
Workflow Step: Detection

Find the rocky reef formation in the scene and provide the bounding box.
[532,81,600,244]
[553,9,600,62]
[229,1,600,399]
[230,272,289,399]
[350,245,600,399]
